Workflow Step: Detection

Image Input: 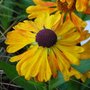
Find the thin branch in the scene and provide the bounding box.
[70,79,90,89]
[0,82,21,88]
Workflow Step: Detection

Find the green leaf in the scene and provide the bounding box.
[50,72,65,90]
[19,0,34,8]
[0,62,46,90]
[0,0,16,29]
[83,15,90,21]
[75,11,90,20]
[59,79,81,90]
[72,59,90,73]
[81,79,90,90]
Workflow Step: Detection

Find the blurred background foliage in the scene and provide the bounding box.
[0,0,90,90]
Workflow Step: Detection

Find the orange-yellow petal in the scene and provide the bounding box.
[5,30,35,53]
[56,45,84,65]
[10,45,38,62]
[52,47,71,80]
[70,12,87,30]
[55,19,75,36]
[33,0,56,6]
[26,5,56,19]
[76,0,88,12]
[13,20,39,33]
[80,41,90,59]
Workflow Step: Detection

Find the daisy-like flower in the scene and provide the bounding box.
[5,13,85,82]
[26,0,90,16]
[26,0,89,31]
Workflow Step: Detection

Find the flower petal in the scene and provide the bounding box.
[35,12,61,30]
[70,12,87,30]
[26,5,56,19]
[55,19,75,36]
[14,20,39,33]
[33,0,56,6]
[48,49,59,77]
[70,68,86,82]
[10,45,38,62]
[5,30,35,53]
[52,47,71,80]
[80,41,90,59]
[59,31,80,45]
[56,45,84,65]
[76,0,88,12]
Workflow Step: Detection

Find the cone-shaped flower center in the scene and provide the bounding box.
[57,0,75,12]
[36,29,57,47]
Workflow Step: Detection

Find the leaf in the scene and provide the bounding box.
[0,0,16,29]
[75,11,90,20]
[50,72,65,90]
[72,59,90,73]
[0,62,46,90]
[59,78,81,90]
[83,15,90,21]
[19,0,34,8]
[81,79,90,90]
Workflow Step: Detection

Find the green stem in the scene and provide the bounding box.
[47,81,52,90]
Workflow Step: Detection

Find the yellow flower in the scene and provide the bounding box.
[5,13,85,82]
[26,0,90,17]
[26,0,87,32]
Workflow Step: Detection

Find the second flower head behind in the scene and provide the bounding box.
[26,0,90,32]
[5,13,85,82]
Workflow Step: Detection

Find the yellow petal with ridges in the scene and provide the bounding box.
[23,47,43,80]
[48,49,58,77]
[62,51,79,65]
[56,19,75,36]
[60,31,80,44]
[34,12,61,30]
[13,20,39,33]
[26,5,56,19]
[35,13,49,30]
[5,30,35,53]
[80,41,90,59]
[76,0,88,12]
[33,0,56,6]
[25,49,44,78]
[45,13,61,29]
[37,48,52,82]
[10,45,38,62]
[71,12,87,30]
[52,47,71,80]
[56,45,84,65]
[70,68,86,82]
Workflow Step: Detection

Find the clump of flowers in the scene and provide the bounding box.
[5,0,90,83]
[5,12,90,82]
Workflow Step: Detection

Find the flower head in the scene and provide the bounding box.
[26,0,90,17]
[26,0,88,32]
[5,13,86,82]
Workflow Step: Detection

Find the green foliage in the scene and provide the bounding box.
[75,11,90,21]
[72,59,90,73]
[0,62,46,90]
[0,0,90,90]
[0,0,34,30]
